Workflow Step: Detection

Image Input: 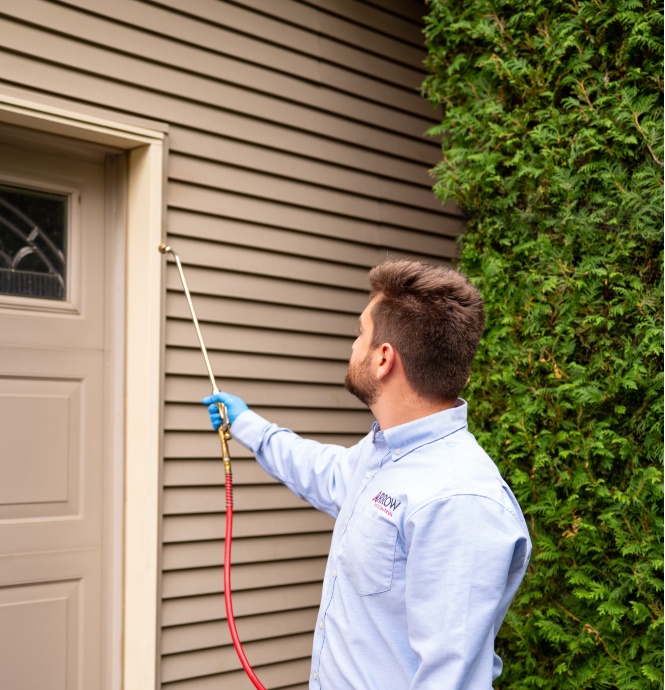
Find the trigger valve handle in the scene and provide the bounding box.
[217,401,232,475]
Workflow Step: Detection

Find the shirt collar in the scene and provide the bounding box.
[372,399,468,461]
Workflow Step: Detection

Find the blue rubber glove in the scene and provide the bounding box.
[202,391,249,429]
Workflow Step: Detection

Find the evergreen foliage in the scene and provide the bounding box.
[422,0,663,687]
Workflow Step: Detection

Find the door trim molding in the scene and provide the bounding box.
[0,91,167,690]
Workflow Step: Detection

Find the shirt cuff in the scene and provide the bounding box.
[230,409,272,452]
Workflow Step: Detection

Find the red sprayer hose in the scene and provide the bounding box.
[224,470,267,690]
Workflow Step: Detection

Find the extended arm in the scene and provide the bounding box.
[204,391,364,519]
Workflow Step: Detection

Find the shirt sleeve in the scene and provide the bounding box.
[230,409,365,519]
[404,494,529,689]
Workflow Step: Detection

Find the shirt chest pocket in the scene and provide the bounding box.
[343,517,398,596]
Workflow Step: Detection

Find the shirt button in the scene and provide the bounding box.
[365,471,372,478]
[394,448,401,455]
[332,569,337,577]
[319,621,324,629]
[313,672,318,680]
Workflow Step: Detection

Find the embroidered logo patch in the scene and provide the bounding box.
[372,491,402,517]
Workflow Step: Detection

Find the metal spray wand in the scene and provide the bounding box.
[158,243,232,470]
[158,243,266,690]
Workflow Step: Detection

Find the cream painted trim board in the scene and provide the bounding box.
[0,92,167,690]
[0,86,168,146]
[124,142,165,690]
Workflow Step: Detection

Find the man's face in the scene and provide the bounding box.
[344,297,380,407]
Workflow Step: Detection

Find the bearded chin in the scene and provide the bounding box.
[344,356,378,407]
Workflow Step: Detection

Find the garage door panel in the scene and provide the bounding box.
[0,347,103,538]
[0,549,102,690]
[0,376,81,518]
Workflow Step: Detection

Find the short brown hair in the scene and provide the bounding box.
[369,260,485,401]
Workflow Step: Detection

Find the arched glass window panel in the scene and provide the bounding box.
[0,184,67,300]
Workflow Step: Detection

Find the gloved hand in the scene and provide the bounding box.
[202,391,249,429]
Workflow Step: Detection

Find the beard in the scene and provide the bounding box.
[344,352,379,407]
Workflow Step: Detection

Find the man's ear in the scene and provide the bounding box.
[375,343,396,380]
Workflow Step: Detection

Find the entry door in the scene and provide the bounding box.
[0,136,111,690]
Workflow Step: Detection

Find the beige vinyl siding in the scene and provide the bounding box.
[0,1,464,688]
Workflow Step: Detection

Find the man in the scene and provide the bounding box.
[204,260,531,690]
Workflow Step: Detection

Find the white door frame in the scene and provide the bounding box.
[0,89,166,690]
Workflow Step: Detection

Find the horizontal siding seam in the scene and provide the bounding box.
[0,11,436,133]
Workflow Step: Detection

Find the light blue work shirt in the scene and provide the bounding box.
[231,399,531,690]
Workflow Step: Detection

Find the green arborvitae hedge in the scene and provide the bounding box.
[422,0,663,687]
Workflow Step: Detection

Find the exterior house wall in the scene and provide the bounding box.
[0,1,464,688]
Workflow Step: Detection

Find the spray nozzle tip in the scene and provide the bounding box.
[158,243,172,254]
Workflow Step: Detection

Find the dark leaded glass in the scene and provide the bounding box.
[0,184,67,300]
